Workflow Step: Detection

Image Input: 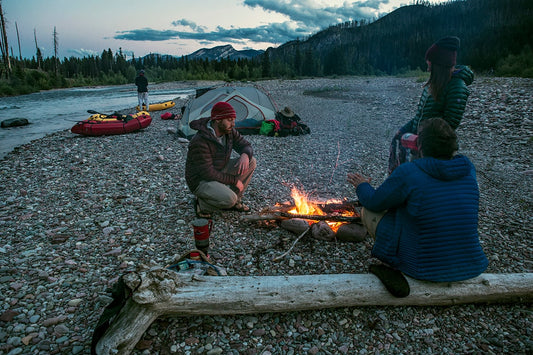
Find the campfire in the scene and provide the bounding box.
[242,187,366,248]
[286,187,357,233]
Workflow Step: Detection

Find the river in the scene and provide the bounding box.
[0,83,196,160]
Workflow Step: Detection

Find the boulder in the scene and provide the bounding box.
[1,118,30,128]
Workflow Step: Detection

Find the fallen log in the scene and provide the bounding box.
[95,269,533,355]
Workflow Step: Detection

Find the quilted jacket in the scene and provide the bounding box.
[185,117,253,193]
[356,155,488,282]
[401,65,474,134]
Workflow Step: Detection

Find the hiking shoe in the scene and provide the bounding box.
[369,264,410,298]
[194,199,212,219]
[231,202,250,212]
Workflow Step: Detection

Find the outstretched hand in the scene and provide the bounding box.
[347,172,371,189]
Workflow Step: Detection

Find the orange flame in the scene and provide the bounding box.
[287,187,352,232]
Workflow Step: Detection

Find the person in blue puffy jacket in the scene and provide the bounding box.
[348,118,488,295]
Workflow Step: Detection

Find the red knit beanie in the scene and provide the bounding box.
[211,101,236,120]
[425,36,460,67]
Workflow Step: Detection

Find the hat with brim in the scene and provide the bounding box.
[280,107,295,118]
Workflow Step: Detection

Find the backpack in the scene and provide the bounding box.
[275,112,311,136]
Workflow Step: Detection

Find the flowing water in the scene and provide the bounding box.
[0,84,195,159]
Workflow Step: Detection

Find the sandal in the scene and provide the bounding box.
[195,199,212,219]
[231,202,250,213]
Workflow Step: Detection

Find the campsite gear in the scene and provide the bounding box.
[168,249,227,276]
[71,111,151,136]
[259,120,277,136]
[136,100,175,112]
[178,86,278,139]
[275,111,311,136]
[192,218,213,254]
[190,251,201,260]
[400,133,418,150]
[160,112,179,120]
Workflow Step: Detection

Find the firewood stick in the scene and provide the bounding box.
[241,213,288,222]
[279,212,361,223]
[241,212,361,224]
[273,226,311,262]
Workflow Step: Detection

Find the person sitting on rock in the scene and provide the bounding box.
[388,36,474,174]
[185,101,257,218]
[347,117,488,297]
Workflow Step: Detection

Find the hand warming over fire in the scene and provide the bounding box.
[347,172,371,188]
[234,153,250,175]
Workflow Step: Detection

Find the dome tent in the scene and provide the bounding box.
[178,85,278,139]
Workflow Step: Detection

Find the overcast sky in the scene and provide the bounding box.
[3,0,444,59]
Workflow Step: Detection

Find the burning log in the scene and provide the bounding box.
[241,211,361,223]
[94,268,533,355]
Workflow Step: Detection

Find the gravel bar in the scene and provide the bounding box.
[0,77,532,354]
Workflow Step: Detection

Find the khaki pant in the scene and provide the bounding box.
[194,157,257,213]
[360,207,387,239]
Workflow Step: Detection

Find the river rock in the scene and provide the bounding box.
[1,118,30,128]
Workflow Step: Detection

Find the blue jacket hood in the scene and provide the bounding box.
[414,155,473,181]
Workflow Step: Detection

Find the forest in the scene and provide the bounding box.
[0,0,531,97]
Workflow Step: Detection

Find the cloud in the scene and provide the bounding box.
[244,0,376,29]
[114,22,304,45]
[114,1,381,48]
[171,19,207,33]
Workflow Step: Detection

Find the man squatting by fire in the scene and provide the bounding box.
[348,118,488,297]
[185,101,257,219]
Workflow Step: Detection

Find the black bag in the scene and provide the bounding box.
[275,112,310,136]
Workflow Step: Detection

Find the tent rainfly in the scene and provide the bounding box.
[178,86,278,139]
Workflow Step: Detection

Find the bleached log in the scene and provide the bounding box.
[95,270,533,355]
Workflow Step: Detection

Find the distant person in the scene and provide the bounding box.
[348,118,488,297]
[389,36,474,174]
[135,69,149,111]
[185,101,257,219]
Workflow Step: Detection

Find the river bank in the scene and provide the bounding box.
[0,76,531,354]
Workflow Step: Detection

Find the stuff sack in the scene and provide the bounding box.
[167,249,227,276]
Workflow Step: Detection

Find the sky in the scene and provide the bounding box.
[3,0,445,60]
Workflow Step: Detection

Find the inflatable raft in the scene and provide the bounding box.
[136,100,175,111]
[71,111,152,136]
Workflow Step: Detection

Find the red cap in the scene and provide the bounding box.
[211,101,236,121]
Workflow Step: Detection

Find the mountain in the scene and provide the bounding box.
[187,45,264,61]
[264,0,533,75]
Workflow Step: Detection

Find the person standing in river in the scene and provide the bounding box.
[388,36,474,174]
[135,69,149,111]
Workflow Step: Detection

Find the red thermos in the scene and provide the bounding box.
[401,133,418,150]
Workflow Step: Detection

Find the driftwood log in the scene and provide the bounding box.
[95,268,533,355]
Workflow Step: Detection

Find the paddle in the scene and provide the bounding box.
[86,110,133,122]
[87,109,114,117]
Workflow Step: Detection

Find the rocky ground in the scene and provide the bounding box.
[0,76,531,354]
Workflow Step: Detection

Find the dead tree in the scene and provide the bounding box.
[0,1,11,77]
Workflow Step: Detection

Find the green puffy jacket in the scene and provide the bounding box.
[402,65,474,133]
